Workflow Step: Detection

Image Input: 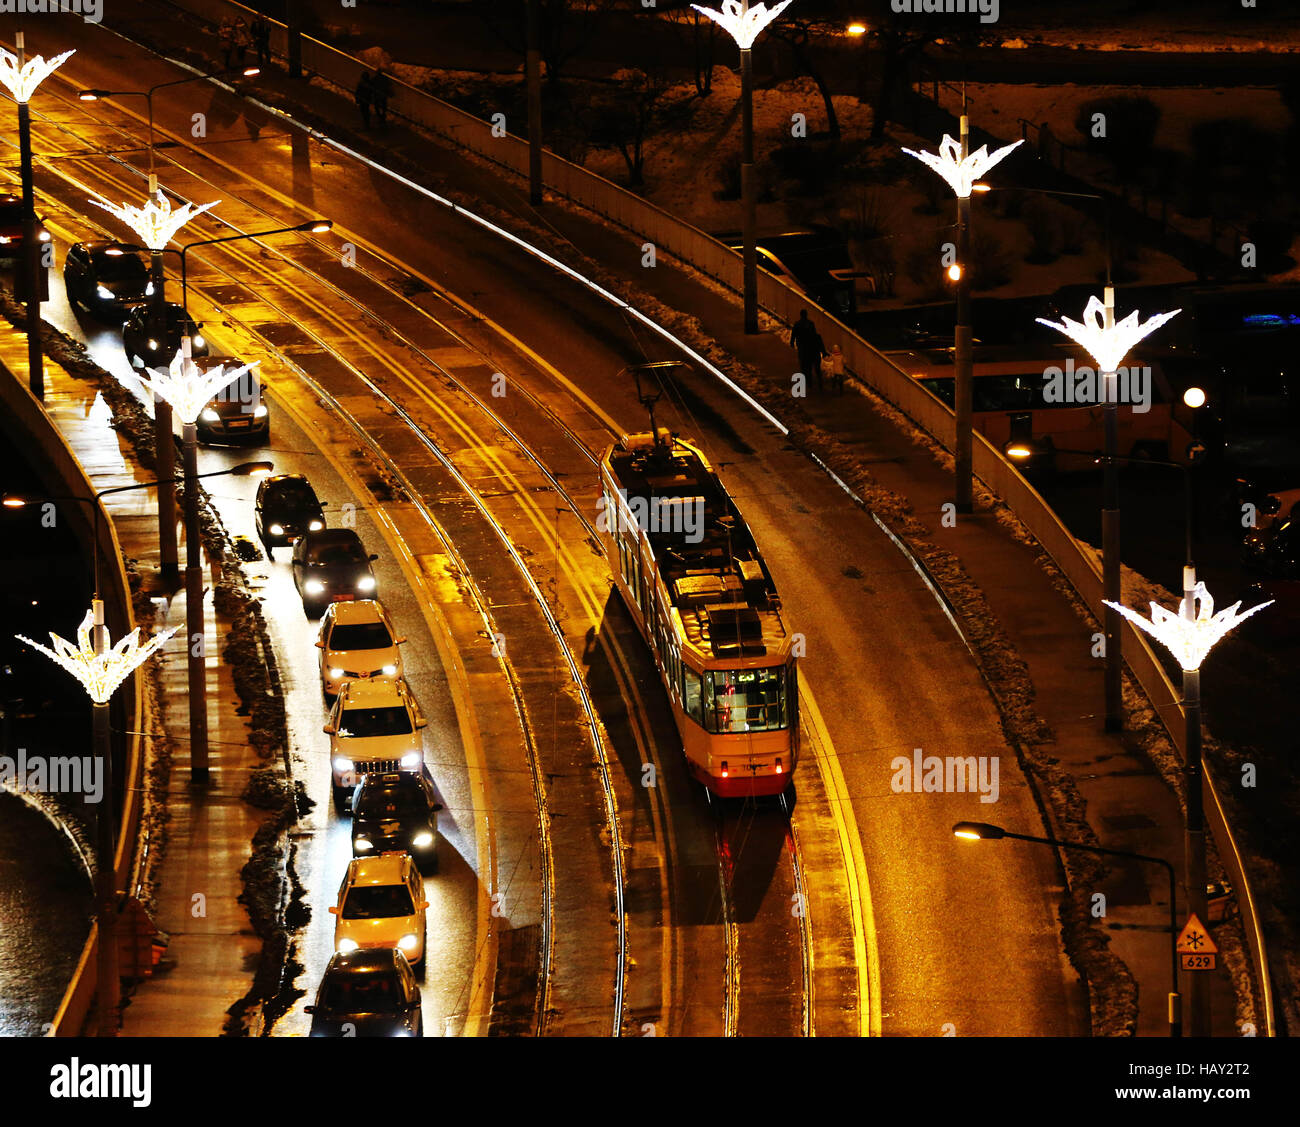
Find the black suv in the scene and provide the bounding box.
[306,949,422,1037]
[292,528,378,616]
[121,302,208,370]
[255,474,325,557]
[351,770,443,870]
[64,241,152,321]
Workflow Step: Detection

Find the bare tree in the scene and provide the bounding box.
[586,66,691,187]
[766,13,838,138]
[479,0,617,88]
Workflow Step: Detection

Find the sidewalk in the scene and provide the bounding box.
[83,3,1252,1033]
[0,325,262,1036]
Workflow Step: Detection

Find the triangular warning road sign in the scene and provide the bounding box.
[1176,913,1219,955]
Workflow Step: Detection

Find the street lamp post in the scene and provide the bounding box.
[1104,584,1270,1037]
[1035,294,1181,731]
[1,39,74,402]
[178,219,332,313]
[90,190,220,584]
[691,0,794,335]
[902,127,1022,512]
[140,345,261,784]
[954,820,1183,1037]
[15,609,178,1036]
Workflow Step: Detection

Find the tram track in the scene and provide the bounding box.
[18,78,834,1035]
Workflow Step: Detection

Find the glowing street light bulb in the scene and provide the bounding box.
[690,0,794,49]
[1104,582,1270,673]
[90,189,219,251]
[1036,294,1181,375]
[846,22,867,36]
[17,608,178,705]
[144,350,260,426]
[0,46,74,103]
[947,262,962,282]
[901,133,1023,199]
[1183,386,1206,409]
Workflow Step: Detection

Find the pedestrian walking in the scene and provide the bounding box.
[218,18,236,70]
[251,15,271,69]
[232,18,252,69]
[828,343,846,395]
[354,71,373,129]
[370,67,392,128]
[789,309,827,392]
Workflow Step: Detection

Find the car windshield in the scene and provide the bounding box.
[329,623,392,651]
[0,202,21,223]
[92,251,147,281]
[310,542,367,566]
[338,706,412,738]
[321,972,404,1013]
[272,486,318,513]
[342,884,414,919]
[357,786,426,818]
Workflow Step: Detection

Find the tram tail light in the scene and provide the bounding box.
[720,761,729,778]
[775,758,783,774]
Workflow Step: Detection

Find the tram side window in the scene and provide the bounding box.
[682,667,703,724]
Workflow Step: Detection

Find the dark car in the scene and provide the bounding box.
[305,948,423,1037]
[719,225,858,317]
[192,358,269,446]
[63,241,152,320]
[292,528,378,616]
[121,301,208,370]
[255,474,324,557]
[351,770,443,870]
[0,194,51,261]
[1242,517,1297,579]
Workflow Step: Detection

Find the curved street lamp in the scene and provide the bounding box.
[1,39,74,401]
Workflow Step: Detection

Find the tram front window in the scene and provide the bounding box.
[705,666,787,733]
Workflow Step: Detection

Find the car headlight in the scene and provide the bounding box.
[328,667,345,679]
[0,236,9,245]
[381,664,397,677]
[144,281,154,296]
[336,937,359,953]
[353,837,373,851]
[400,751,421,769]
[200,408,219,423]
[268,523,284,536]
[96,284,113,300]
[332,756,354,773]
[308,519,324,531]
[147,338,158,351]
[304,579,325,595]
[192,334,205,349]
[254,404,268,418]
[38,230,51,242]
[411,831,433,848]
[356,575,376,592]
[398,933,419,952]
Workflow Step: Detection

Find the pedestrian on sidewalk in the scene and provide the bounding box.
[218,18,236,70]
[789,309,826,392]
[354,71,373,130]
[828,343,846,395]
[251,14,271,69]
[371,67,392,129]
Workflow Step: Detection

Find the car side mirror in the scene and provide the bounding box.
[303,1005,315,1014]
[323,723,337,735]
[394,637,407,645]
[328,905,339,914]
[418,901,429,911]
[315,640,325,648]
[369,553,379,562]
[432,803,443,813]
[415,718,428,730]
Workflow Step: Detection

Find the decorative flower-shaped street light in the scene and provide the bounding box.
[90,189,220,584]
[1,41,74,401]
[1103,579,1268,1038]
[901,132,1023,201]
[1035,293,1181,375]
[143,345,260,786]
[901,121,1022,516]
[16,607,177,1037]
[689,0,795,334]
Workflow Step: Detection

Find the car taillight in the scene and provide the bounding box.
[720,761,729,778]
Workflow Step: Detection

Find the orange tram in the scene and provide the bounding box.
[598,429,797,797]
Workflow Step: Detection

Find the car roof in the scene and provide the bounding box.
[357,770,422,791]
[264,473,313,490]
[303,528,363,546]
[340,678,408,706]
[346,853,412,886]
[326,599,387,624]
[325,948,406,974]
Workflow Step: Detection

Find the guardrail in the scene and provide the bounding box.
[148,0,1276,1033]
[0,359,143,1037]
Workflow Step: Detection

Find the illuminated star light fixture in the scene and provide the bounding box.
[1104,582,1271,672]
[17,609,178,705]
[144,350,260,426]
[90,189,219,251]
[0,46,74,102]
[901,133,1024,199]
[689,0,794,48]
[1036,294,1182,373]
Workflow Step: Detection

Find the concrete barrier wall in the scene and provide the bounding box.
[152,0,1275,1032]
[0,362,143,1037]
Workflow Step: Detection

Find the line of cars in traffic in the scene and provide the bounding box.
[253,473,444,1035]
